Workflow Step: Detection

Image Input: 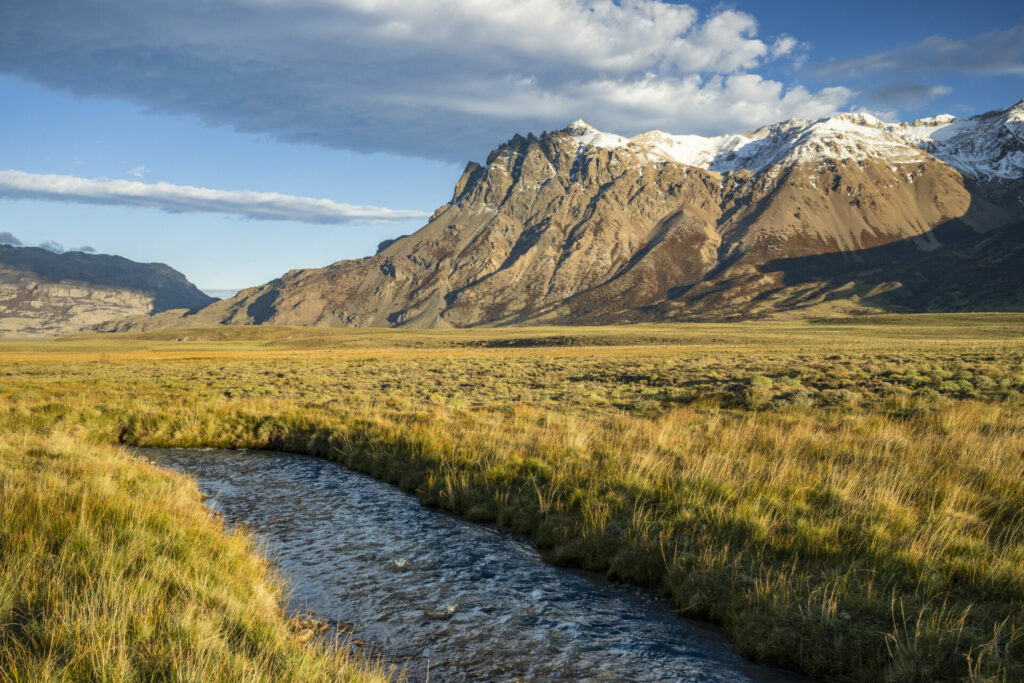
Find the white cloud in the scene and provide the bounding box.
[429,74,851,134]
[0,0,852,160]
[771,36,798,59]
[0,170,430,224]
[127,165,150,178]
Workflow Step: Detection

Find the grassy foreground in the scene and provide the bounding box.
[2,315,1024,680]
[0,430,387,682]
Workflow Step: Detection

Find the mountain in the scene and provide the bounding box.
[0,246,215,337]
[108,98,1024,331]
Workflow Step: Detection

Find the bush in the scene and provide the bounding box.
[914,388,944,403]
[744,385,774,409]
[819,389,861,406]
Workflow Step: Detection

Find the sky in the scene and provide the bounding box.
[1,0,1022,292]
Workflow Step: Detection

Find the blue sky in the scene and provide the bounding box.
[1,0,1021,291]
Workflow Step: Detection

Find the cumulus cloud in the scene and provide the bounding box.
[813,24,1024,79]
[0,231,21,246]
[426,73,850,132]
[0,0,852,161]
[0,170,430,224]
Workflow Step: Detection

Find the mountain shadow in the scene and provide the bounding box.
[757,217,1024,313]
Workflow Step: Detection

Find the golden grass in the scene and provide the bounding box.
[1,316,1023,681]
[0,429,388,682]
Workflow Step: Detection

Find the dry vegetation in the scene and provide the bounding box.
[2,313,1023,681]
[0,432,389,682]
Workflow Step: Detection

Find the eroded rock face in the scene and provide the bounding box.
[0,246,215,337]
[119,99,1024,331]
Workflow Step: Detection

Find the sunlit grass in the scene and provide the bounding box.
[1,315,1022,681]
[0,430,389,682]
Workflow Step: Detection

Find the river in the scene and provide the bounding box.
[143,447,801,682]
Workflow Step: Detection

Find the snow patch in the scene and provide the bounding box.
[561,99,1024,180]
[565,114,927,174]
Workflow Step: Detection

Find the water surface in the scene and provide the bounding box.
[144,447,800,682]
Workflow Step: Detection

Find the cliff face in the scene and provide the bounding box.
[114,99,1024,331]
[0,246,215,337]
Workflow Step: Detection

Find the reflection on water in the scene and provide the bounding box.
[143,447,800,682]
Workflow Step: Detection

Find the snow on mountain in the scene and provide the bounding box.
[567,113,925,173]
[564,99,1024,180]
[895,98,1024,180]
[112,98,1024,332]
[564,119,631,150]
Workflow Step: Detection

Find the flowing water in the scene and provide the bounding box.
[143,447,801,682]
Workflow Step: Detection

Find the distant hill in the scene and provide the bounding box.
[0,245,214,337]
[114,97,1024,331]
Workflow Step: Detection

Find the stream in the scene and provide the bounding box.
[143,447,801,682]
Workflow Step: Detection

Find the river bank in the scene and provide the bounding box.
[0,430,388,682]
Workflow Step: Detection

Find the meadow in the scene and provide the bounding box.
[2,314,1023,681]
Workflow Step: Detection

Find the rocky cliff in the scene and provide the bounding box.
[0,246,215,337]
[109,98,1024,330]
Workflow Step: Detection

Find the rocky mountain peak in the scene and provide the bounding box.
[1007,97,1024,121]
[111,97,1024,333]
[909,114,957,128]
[565,119,598,135]
[827,112,888,128]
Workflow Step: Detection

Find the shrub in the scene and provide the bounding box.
[819,389,861,406]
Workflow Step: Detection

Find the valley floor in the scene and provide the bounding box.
[1,314,1023,681]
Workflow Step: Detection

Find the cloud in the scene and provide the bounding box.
[0,0,851,161]
[126,166,150,178]
[0,231,21,246]
[862,83,953,111]
[0,170,430,224]
[38,240,64,253]
[770,36,798,60]
[813,24,1024,79]
[426,73,851,133]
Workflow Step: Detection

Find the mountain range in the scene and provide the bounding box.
[7,98,1024,335]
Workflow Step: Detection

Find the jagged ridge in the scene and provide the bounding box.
[109,98,1024,331]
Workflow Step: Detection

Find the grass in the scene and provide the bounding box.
[1,315,1023,681]
[0,429,389,682]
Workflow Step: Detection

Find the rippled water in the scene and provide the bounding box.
[143,447,800,682]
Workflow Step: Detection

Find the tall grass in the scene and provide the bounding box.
[1,318,1022,680]
[102,398,1024,680]
[0,429,388,682]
